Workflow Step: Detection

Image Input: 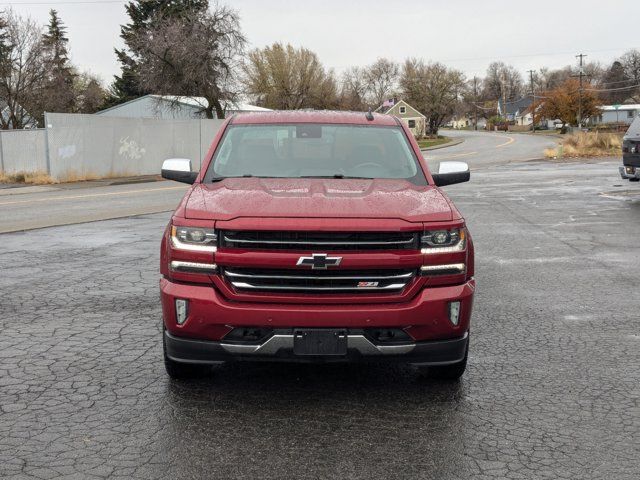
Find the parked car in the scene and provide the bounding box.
[159,111,475,380]
[620,115,640,182]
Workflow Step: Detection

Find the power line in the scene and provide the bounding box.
[586,83,640,92]
[0,0,125,4]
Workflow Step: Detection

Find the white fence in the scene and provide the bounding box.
[0,129,47,174]
[0,113,225,180]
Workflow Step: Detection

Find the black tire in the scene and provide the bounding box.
[163,331,209,379]
[420,341,468,381]
[629,178,640,182]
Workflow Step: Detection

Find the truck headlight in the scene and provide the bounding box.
[421,228,465,254]
[171,226,217,252]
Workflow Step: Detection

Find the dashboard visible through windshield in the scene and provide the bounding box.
[204,124,428,185]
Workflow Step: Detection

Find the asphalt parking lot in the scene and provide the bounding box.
[1,159,639,479]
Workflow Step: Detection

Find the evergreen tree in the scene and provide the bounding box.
[107,0,208,106]
[40,10,76,117]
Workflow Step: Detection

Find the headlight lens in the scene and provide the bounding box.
[171,226,217,252]
[421,228,465,253]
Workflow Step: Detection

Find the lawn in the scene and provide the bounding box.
[417,136,452,149]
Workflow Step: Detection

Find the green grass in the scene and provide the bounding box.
[417,136,451,149]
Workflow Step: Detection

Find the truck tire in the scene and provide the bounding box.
[163,331,209,379]
[630,178,640,182]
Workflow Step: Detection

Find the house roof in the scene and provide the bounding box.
[374,99,426,117]
[97,94,271,115]
[499,96,533,116]
[599,104,640,111]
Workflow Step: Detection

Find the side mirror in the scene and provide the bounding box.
[161,158,197,184]
[432,161,470,187]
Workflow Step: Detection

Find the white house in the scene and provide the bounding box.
[96,95,271,119]
[589,104,640,126]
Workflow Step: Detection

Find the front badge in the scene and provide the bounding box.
[296,253,342,270]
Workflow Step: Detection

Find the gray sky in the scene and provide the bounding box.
[4,0,640,85]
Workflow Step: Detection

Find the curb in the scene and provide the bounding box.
[420,137,464,152]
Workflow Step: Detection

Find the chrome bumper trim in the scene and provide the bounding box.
[620,165,640,180]
[220,334,415,356]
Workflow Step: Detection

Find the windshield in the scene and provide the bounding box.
[204,124,427,184]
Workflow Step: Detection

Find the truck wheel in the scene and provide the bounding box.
[421,343,468,381]
[163,331,209,379]
[630,178,640,182]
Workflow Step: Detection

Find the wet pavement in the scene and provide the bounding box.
[1,160,639,479]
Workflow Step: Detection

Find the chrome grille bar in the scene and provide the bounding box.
[220,231,420,251]
[223,237,415,246]
[224,270,414,281]
[229,282,408,292]
[222,268,416,294]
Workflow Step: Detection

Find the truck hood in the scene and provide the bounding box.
[184,178,453,223]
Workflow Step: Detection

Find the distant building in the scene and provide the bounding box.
[589,104,640,126]
[497,96,533,123]
[96,95,271,119]
[1,101,37,129]
[375,98,426,137]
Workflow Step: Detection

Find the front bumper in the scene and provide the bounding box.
[620,165,640,180]
[164,329,469,365]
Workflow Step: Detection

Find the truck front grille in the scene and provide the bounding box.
[223,268,416,294]
[220,231,419,251]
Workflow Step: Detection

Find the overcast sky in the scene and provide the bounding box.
[5,0,640,86]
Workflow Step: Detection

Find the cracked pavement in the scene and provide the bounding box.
[0,160,639,479]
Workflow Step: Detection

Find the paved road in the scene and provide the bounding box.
[1,159,638,479]
[424,129,558,170]
[0,131,556,233]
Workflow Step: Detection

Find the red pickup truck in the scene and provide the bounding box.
[160,111,475,380]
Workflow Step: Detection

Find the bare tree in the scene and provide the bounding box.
[74,72,107,113]
[482,61,523,103]
[243,42,336,110]
[339,66,370,110]
[0,11,46,129]
[400,59,466,135]
[620,49,640,101]
[127,5,246,119]
[365,58,399,107]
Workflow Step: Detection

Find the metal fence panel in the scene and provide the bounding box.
[45,113,224,180]
[0,129,47,173]
[200,119,224,164]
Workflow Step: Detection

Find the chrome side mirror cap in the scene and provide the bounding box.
[161,158,197,184]
[432,161,470,187]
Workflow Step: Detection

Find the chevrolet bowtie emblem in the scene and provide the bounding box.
[296,253,342,270]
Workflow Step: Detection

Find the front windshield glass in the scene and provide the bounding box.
[204,124,427,185]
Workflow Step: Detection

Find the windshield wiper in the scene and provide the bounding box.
[300,174,374,179]
[209,176,226,182]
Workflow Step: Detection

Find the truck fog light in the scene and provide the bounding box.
[448,301,461,326]
[175,299,188,325]
[626,166,636,175]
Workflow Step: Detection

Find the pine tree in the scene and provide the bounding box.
[40,10,76,117]
[107,0,209,106]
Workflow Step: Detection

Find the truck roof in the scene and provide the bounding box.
[230,110,399,126]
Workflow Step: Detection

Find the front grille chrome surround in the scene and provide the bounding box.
[223,268,416,294]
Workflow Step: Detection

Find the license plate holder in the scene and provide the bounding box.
[293,329,347,356]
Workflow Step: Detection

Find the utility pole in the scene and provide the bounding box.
[473,76,478,131]
[573,53,587,128]
[501,72,508,129]
[528,69,535,133]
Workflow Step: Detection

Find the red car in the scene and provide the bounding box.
[160,111,474,380]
